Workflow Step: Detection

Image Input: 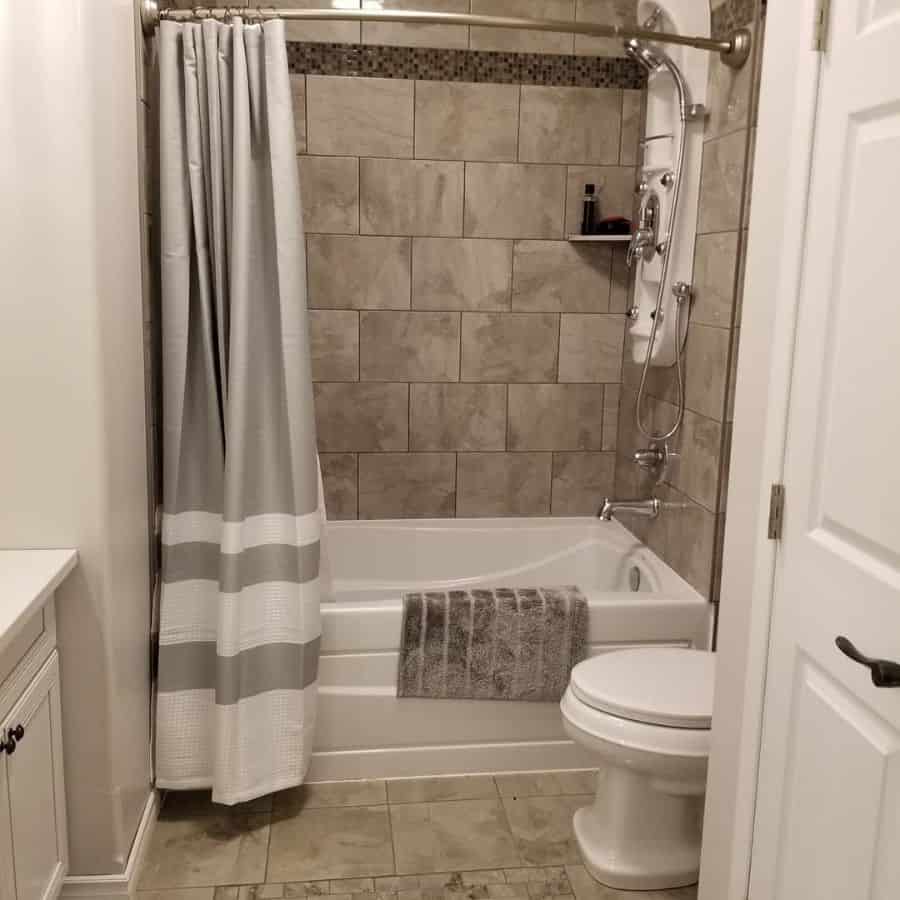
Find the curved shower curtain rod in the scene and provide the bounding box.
[139,1,752,69]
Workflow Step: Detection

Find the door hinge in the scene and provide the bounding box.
[768,483,785,540]
[812,0,831,51]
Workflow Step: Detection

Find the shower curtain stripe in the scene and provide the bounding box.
[156,17,322,804]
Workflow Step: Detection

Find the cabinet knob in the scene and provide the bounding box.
[1,724,24,755]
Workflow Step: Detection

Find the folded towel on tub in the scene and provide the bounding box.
[397,586,588,701]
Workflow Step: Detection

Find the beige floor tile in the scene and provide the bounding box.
[161,790,272,818]
[387,775,499,804]
[564,865,696,900]
[494,773,595,799]
[268,805,395,882]
[391,799,521,874]
[138,814,270,889]
[137,890,216,900]
[274,781,388,813]
[501,797,590,866]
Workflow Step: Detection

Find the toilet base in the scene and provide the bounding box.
[572,766,704,891]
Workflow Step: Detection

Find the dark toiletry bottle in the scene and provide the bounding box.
[581,183,597,235]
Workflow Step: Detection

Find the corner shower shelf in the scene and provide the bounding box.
[566,234,632,243]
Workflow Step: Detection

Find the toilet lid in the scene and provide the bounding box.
[570,648,715,729]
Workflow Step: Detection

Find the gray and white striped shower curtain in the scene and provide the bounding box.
[156,17,323,804]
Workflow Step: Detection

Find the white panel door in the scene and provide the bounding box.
[749,2,900,898]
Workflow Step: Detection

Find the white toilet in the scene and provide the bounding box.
[560,648,715,891]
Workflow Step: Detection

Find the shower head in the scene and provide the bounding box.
[623,38,691,121]
[624,38,665,72]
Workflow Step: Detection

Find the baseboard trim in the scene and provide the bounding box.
[306,739,595,782]
[60,791,159,900]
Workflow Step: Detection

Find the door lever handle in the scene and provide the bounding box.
[836,636,900,687]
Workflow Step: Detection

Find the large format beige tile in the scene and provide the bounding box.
[268,805,395,882]
[697,130,747,234]
[573,0,637,57]
[683,323,731,421]
[690,232,739,328]
[558,314,624,383]
[619,90,642,166]
[387,775,500,804]
[519,87,621,166]
[704,30,754,141]
[291,75,307,154]
[138,891,216,900]
[413,238,513,312]
[160,792,272,818]
[282,0,362,43]
[470,0,575,54]
[320,453,359,520]
[361,158,464,237]
[314,382,408,451]
[138,815,270,889]
[360,311,460,382]
[465,164,566,240]
[460,313,559,383]
[662,405,723,512]
[512,242,612,313]
[310,310,360,382]
[495,772,597,798]
[390,799,521,874]
[298,156,359,235]
[565,864,697,900]
[275,781,388,813]
[362,0,469,48]
[410,383,507,451]
[502,796,590,866]
[508,384,606,451]
[564,167,635,235]
[307,235,411,310]
[456,453,552,517]
[551,453,616,515]
[415,82,520,162]
[306,76,414,158]
[358,452,457,518]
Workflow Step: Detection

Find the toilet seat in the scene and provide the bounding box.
[570,648,715,729]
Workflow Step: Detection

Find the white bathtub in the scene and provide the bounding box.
[308,517,712,782]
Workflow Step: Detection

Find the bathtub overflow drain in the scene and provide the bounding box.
[629,566,642,592]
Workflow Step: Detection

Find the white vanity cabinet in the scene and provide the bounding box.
[0,551,77,900]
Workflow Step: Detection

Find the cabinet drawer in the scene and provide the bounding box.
[0,652,68,900]
[0,602,57,725]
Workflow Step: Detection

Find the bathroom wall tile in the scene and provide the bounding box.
[456,453,553,516]
[410,383,508,451]
[558,314,624,383]
[413,238,513,311]
[297,156,359,235]
[310,309,360,381]
[742,127,757,229]
[314,382,409,451]
[704,23,755,141]
[684,322,731,421]
[415,82,520,162]
[469,0,576,55]
[465,163,566,239]
[360,311,461,382]
[307,235,411,309]
[291,74,307,153]
[511,241,612,313]
[387,775,500,804]
[501,795,589,866]
[361,158,464,236]
[320,453,359,520]
[461,313,559,382]
[518,86,622,165]
[281,0,362,43]
[656,401,723,512]
[306,76,414,158]
[717,423,733,513]
[551,452,616,516]
[602,382,620,451]
[691,231,739,328]
[609,246,630,313]
[619,89,642,166]
[697,129,747,234]
[573,0,638,58]
[726,325,741,422]
[358,453,456,518]
[362,0,469,49]
[508,384,606,450]
[564,166,635,235]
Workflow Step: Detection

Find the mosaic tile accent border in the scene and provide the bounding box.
[711,0,759,39]
[286,42,645,89]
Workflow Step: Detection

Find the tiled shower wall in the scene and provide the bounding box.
[614,0,765,599]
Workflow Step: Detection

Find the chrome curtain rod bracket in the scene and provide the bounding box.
[140,0,751,69]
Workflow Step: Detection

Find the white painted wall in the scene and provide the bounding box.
[0,0,152,877]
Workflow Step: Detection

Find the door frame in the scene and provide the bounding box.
[697,1,828,898]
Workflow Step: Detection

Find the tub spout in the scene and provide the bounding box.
[597,497,661,521]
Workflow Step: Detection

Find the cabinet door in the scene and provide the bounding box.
[0,653,67,900]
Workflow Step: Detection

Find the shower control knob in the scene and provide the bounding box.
[626,306,639,320]
[671,281,692,302]
[661,171,675,188]
[636,179,650,195]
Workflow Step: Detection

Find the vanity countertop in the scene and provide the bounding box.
[0,549,78,657]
